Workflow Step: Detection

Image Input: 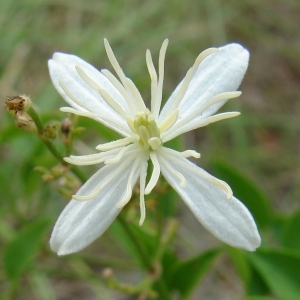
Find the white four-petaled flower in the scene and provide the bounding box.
[48,39,261,255]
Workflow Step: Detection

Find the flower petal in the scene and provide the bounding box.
[157,150,261,251]
[158,43,249,127]
[50,148,144,255]
[48,53,132,136]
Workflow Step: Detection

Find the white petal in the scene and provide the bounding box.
[159,43,249,127]
[50,148,144,255]
[157,151,261,251]
[48,53,132,136]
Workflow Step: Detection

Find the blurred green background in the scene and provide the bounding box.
[1,0,299,299]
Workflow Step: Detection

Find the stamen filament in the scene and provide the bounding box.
[60,107,130,137]
[96,137,137,151]
[166,91,241,134]
[163,154,233,199]
[101,69,134,115]
[116,157,141,208]
[125,78,147,111]
[167,48,218,114]
[139,160,148,226]
[162,112,240,143]
[65,148,120,166]
[152,39,169,119]
[60,107,100,118]
[159,147,200,159]
[59,81,89,110]
[75,65,101,92]
[73,158,133,201]
[159,156,187,188]
[148,137,162,150]
[104,144,135,164]
[103,38,139,114]
[146,49,158,112]
[97,87,128,119]
[158,108,179,132]
[145,152,161,194]
[205,112,240,124]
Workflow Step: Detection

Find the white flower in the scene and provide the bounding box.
[48,39,261,255]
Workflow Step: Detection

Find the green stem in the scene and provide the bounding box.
[117,215,151,270]
[27,105,87,182]
[117,215,171,300]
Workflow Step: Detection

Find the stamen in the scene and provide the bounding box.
[75,65,101,91]
[65,148,120,166]
[158,108,179,132]
[146,49,158,111]
[75,65,129,118]
[148,137,162,150]
[145,152,161,194]
[96,137,137,151]
[162,112,240,143]
[101,69,134,115]
[164,155,233,199]
[160,147,200,159]
[116,157,141,208]
[205,112,240,124]
[97,87,128,118]
[152,39,169,119]
[103,39,139,114]
[159,156,187,188]
[125,78,147,111]
[167,48,218,114]
[60,107,130,137]
[139,160,148,226]
[166,91,241,135]
[60,107,100,118]
[59,81,89,110]
[179,150,201,158]
[73,158,133,201]
[104,144,134,164]
[137,125,151,147]
[126,116,136,133]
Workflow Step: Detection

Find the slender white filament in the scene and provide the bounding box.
[96,137,137,151]
[139,160,148,225]
[65,148,121,166]
[158,155,187,188]
[116,157,142,208]
[73,157,134,201]
[159,147,200,159]
[145,152,161,194]
[152,39,169,119]
[60,107,131,138]
[97,87,128,119]
[146,49,158,111]
[59,81,89,110]
[162,151,233,199]
[166,48,218,115]
[158,109,179,133]
[165,91,241,135]
[125,78,147,111]
[104,144,136,164]
[162,112,240,143]
[103,38,139,114]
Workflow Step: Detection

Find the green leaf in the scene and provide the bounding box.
[212,160,272,229]
[110,216,156,269]
[281,210,300,250]
[169,248,220,298]
[4,219,51,282]
[227,247,252,285]
[247,248,300,300]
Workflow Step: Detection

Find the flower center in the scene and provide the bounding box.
[128,109,162,151]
